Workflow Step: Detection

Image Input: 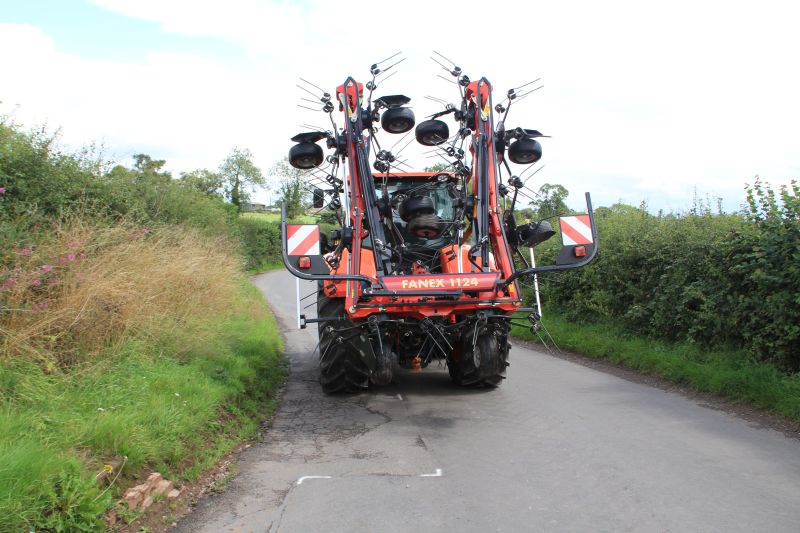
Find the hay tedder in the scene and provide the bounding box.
[282,53,597,393]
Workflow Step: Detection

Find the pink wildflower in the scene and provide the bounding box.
[31,278,42,287]
[33,301,49,312]
[18,247,32,257]
[40,264,53,273]
[0,187,6,194]
[1,277,17,291]
[67,253,76,262]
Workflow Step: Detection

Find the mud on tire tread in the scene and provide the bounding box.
[317,292,370,394]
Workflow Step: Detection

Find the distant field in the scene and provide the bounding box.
[240,212,317,223]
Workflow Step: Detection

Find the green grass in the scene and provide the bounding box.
[513,312,800,421]
[247,261,286,275]
[0,283,286,532]
[240,212,316,223]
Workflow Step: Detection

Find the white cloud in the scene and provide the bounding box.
[4,0,800,211]
[0,23,279,179]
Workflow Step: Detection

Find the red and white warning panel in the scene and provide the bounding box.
[559,215,593,245]
[287,225,320,256]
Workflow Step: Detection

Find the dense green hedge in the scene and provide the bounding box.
[534,181,800,371]
[0,120,337,275]
[0,121,238,262]
[238,215,336,271]
[238,215,283,270]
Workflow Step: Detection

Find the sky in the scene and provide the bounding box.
[1,0,798,212]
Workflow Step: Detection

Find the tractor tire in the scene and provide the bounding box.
[449,333,508,387]
[317,292,370,394]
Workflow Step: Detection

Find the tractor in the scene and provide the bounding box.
[282,54,597,393]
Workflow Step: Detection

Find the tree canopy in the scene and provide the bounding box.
[219,148,265,210]
[530,183,570,219]
[270,158,306,219]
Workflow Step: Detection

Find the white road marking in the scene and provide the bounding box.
[296,475,332,485]
[397,394,403,401]
[295,469,441,486]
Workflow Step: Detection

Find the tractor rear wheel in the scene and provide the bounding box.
[317,292,371,393]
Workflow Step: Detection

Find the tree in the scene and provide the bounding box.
[270,157,306,219]
[424,162,449,173]
[219,148,265,210]
[133,153,169,178]
[530,183,570,219]
[179,169,223,197]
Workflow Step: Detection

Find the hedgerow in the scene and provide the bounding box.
[535,180,800,370]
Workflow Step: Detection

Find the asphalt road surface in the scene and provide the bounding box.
[177,270,800,532]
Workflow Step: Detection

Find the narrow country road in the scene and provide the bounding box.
[177,270,800,532]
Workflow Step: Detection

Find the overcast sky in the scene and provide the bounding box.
[2,0,798,212]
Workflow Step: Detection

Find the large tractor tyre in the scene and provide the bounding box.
[450,333,508,387]
[317,293,370,394]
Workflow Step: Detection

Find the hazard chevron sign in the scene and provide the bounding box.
[287,225,320,256]
[559,215,594,245]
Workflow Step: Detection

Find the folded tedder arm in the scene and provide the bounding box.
[279,57,599,392]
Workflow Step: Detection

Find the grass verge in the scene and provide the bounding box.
[247,261,285,275]
[513,312,800,422]
[0,282,285,532]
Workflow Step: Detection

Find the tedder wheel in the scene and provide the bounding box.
[398,195,435,221]
[381,107,416,134]
[317,291,371,393]
[449,333,508,387]
[289,141,324,169]
[507,137,543,165]
[408,213,442,238]
[415,119,450,146]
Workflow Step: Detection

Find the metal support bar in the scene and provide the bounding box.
[529,247,542,318]
[364,290,463,298]
[296,277,301,329]
[280,202,376,285]
[501,192,599,287]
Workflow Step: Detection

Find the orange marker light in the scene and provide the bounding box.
[574,246,587,257]
[298,256,312,269]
